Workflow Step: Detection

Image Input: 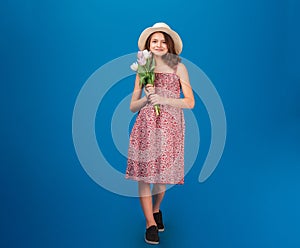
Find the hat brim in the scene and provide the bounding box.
[138,27,183,55]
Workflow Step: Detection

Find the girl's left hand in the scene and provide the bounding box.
[148,94,167,106]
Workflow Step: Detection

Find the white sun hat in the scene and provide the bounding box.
[138,22,183,55]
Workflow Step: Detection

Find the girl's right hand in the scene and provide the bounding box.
[144,84,155,101]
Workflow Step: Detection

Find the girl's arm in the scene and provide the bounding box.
[148,63,195,109]
[129,74,155,112]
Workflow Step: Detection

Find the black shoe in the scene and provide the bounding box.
[145,225,159,245]
[153,210,165,232]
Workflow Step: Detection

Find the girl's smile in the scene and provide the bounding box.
[149,32,168,56]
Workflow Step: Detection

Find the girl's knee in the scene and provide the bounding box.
[153,183,166,193]
[138,181,150,188]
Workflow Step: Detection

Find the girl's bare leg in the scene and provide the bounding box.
[152,184,166,213]
[138,181,157,228]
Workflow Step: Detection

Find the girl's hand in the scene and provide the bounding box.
[148,94,167,106]
[144,84,155,100]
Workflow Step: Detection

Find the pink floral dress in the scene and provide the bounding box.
[126,72,185,184]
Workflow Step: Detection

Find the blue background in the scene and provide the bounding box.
[1,0,300,247]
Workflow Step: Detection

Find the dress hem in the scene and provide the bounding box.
[125,175,184,185]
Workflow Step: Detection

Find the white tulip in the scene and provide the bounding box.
[142,50,151,59]
[130,62,138,71]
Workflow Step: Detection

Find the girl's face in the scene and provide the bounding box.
[149,32,168,56]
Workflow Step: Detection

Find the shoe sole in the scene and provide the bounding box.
[144,235,159,245]
[158,228,164,232]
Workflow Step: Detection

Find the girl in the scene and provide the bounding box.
[126,22,195,245]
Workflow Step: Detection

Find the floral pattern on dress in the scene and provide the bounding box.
[126,73,185,184]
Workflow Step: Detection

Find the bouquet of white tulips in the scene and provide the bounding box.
[130,50,160,115]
